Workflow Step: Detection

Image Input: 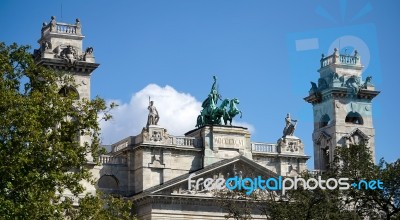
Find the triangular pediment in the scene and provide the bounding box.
[344,128,369,140]
[132,156,279,200]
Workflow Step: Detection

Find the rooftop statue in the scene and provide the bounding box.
[283,113,297,137]
[196,76,242,127]
[147,97,160,127]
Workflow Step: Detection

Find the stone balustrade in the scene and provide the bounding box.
[41,16,82,36]
[321,55,334,68]
[99,155,111,164]
[99,155,127,165]
[55,23,78,34]
[339,54,358,65]
[320,50,360,68]
[251,142,277,153]
[170,136,202,148]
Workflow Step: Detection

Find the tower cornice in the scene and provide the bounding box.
[36,58,100,75]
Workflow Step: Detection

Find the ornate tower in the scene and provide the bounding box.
[34,16,99,162]
[304,48,379,171]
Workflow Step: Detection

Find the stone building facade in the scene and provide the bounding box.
[98,122,309,219]
[33,17,378,219]
[304,49,380,171]
[34,16,100,201]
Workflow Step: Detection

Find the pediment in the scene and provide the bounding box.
[344,128,369,140]
[314,131,331,145]
[132,156,279,200]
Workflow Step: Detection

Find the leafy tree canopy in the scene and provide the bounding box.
[0,42,132,219]
[216,142,400,220]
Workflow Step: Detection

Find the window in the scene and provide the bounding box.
[98,175,119,190]
[320,114,331,128]
[59,86,79,99]
[345,111,364,125]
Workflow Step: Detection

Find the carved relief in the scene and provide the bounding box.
[346,76,362,94]
[286,141,299,152]
[166,161,262,196]
[148,148,165,168]
[150,130,163,142]
[42,41,52,51]
[142,128,149,141]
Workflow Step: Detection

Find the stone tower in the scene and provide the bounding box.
[304,48,380,171]
[34,16,99,162]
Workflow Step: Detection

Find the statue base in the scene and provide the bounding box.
[277,135,305,155]
[136,125,170,145]
[186,125,251,167]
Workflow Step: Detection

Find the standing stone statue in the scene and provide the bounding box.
[147,98,160,127]
[283,113,297,137]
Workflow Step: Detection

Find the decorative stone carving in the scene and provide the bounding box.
[141,126,170,144]
[287,141,299,152]
[42,41,51,51]
[59,45,79,65]
[332,72,339,80]
[278,135,304,155]
[346,76,361,94]
[318,78,328,91]
[309,81,318,94]
[150,130,163,142]
[142,128,149,141]
[148,148,165,168]
[363,76,374,89]
[331,72,342,87]
[50,16,57,32]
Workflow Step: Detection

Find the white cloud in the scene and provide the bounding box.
[99,84,255,145]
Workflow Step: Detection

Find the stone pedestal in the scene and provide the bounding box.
[136,125,171,145]
[277,135,305,155]
[186,125,251,167]
[276,135,308,176]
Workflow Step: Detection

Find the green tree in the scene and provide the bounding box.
[371,158,400,220]
[216,143,400,219]
[0,42,132,219]
[333,143,400,219]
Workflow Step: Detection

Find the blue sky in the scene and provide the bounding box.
[1,0,399,168]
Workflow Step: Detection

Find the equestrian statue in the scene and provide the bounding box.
[196,76,242,128]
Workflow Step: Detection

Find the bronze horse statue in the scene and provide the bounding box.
[196,98,230,127]
[223,98,242,126]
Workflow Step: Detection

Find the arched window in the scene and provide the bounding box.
[345,111,364,125]
[59,86,79,99]
[319,114,331,128]
[98,175,119,190]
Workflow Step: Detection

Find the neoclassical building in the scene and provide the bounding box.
[34,17,378,219]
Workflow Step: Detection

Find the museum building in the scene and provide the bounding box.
[34,17,379,219]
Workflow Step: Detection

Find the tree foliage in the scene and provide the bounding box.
[216,143,400,219]
[0,42,132,219]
